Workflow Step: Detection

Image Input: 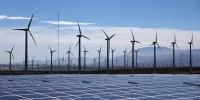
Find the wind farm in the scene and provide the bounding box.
[0,1,200,75]
[1,18,200,74]
[0,1,200,100]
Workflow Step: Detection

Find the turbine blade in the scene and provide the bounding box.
[131,29,135,41]
[49,46,52,51]
[12,53,14,60]
[157,43,161,50]
[108,41,111,52]
[156,31,158,42]
[170,44,173,47]
[150,43,154,46]
[175,43,179,49]
[29,30,37,46]
[70,52,73,56]
[174,32,176,42]
[102,29,109,38]
[11,46,14,52]
[75,40,79,47]
[77,20,82,35]
[191,34,193,45]
[82,35,90,40]
[84,46,86,51]
[28,14,34,29]
[100,46,102,52]
[136,41,140,44]
[13,29,26,31]
[5,51,9,53]
[69,45,71,51]
[110,33,116,39]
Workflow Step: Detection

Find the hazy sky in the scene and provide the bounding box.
[0,0,200,64]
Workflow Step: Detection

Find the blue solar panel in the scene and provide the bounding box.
[0,74,199,100]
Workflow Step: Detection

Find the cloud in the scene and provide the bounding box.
[0,15,30,20]
[41,21,95,25]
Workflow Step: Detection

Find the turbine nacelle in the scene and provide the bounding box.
[111,48,115,52]
[102,29,116,40]
[49,46,56,54]
[130,29,141,44]
[5,46,15,60]
[123,47,127,53]
[131,40,140,44]
[188,34,193,45]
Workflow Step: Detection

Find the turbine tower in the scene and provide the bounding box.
[111,48,115,70]
[5,46,14,74]
[123,47,127,69]
[130,29,140,73]
[188,34,193,74]
[97,46,102,70]
[102,30,116,74]
[171,33,178,74]
[83,46,89,71]
[76,20,90,74]
[151,32,161,73]
[135,49,139,70]
[61,55,65,68]
[32,57,34,71]
[49,46,56,72]
[57,12,60,68]
[14,14,37,73]
[66,45,73,71]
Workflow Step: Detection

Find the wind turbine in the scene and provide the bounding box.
[102,30,116,74]
[171,33,178,74]
[32,57,34,71]
[14,14,37,73]
[83,46,89,71]
[123,47,127,69]
[97,46,102,70]
[66,45,73,71]
[135,49,139,70]
[45,57,48,70]
[61,55,65,67]
[111,48,115,70]
[188,34,193,74]
[5,46,14,74]
[130,29,140,73]
[49,46,56,72]
[76,20,90,74]
[151,32,161,73]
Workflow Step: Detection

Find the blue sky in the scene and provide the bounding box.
[1,0,200,30]
[0,0,200,64]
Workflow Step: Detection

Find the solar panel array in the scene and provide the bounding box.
[0,74,199,100]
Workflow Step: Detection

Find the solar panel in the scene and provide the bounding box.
[0,74,199,99]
